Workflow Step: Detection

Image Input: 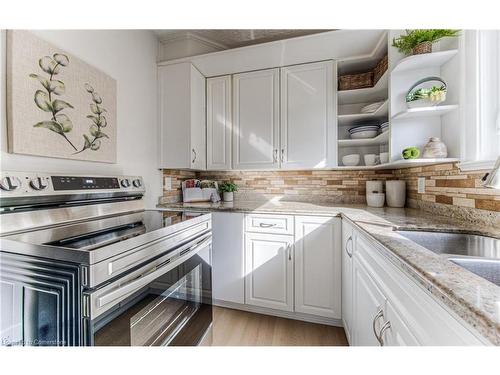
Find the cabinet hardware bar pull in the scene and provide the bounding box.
[280,149,285,163]
[273,149,278,163]
[287,244,292,261]
[346,236,353,258]
[259,223,276,228]
[372,307,384,344]
[378,321,391,346]
[192,149,197,164]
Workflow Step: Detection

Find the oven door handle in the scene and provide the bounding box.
[96,235,211,308]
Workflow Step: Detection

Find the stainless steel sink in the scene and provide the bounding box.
[396,230,500,286]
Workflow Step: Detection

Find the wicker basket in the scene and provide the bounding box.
[373,55,388,84]
[412,41,432,55]
[338,71,373,91]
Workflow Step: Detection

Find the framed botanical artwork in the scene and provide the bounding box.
[6,30,117,163]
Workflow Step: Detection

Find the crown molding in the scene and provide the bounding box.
[159,32,228,51]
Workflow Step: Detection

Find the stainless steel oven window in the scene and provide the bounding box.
[91,241,212,346]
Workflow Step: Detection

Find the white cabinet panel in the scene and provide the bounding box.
[190,66,206,170]
[352,256,387,346]
[245,232,293,311]
[159,62,206,170]
[232,69,280,170]
[294,216,341,318]
[341,220,355,343]
[207,76,232,170]
[212,212,245,304]
[280,61,336,169]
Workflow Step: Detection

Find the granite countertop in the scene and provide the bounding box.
[158,200,500,344]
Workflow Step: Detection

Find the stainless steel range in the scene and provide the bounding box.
[0,171,212,346]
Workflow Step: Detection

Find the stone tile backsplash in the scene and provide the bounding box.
[161,163,500,219]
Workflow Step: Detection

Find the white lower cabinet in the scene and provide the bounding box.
[351,229,487,346]
[294,216,341,318]
[211,212,245,304]
[341,220,354,343]
[352,256,387,346]
[244,232,294,311]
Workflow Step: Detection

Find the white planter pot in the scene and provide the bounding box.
[223,192,234,202]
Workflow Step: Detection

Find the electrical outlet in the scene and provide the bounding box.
[417,177,426,194]
[164,177,172,191]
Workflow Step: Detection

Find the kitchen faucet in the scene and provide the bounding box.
[482,156,500,189]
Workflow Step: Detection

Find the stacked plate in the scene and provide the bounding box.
[380,122,389,133]
[348,121,380,139]
[361,101,385,114]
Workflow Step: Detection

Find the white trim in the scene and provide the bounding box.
[458,160,495,172]
[213,299,344,327]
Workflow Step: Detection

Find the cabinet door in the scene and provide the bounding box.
[159,63,192,168]
[190,65,206,170]
[294,216,341,318]
[245,232,293,311]
[280,61,336,169]
[352,257,387,346]
[211,212,244,304]
[341,220,355,343]
[233,69,280,170]
[207,76,232,170]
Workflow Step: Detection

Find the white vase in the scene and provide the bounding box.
[223,191,234,202]
[422,137,447,158]
[386,180,406,208]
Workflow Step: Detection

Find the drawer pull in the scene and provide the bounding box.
[372,307,384,344]
[378,321,391,346]
[259,223,276,228]
[346,236,353,258]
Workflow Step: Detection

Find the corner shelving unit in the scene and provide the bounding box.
[336,38,390,167]
[388,30,461,166]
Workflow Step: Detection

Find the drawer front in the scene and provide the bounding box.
[245,214,294,235]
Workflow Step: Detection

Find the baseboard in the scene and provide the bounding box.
[214,299,344,327]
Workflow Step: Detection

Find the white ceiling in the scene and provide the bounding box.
[153,29,331,49]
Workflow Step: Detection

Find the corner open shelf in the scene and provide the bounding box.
[335,158,459,170]
[391,49,458,74]
[391,104,459,120]
[338,100,389,126]
[338,71,388,105]
[338,131,389,147]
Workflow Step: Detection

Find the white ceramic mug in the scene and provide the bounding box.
[364,154,380,166]
[379,152,389,164]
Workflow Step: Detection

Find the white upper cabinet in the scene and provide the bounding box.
[232,68,280,170]
[280,61,336,169]
[207,76,232,170]
[159,62,206,170]
[294,216,341,318]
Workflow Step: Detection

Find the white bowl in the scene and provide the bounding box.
[350,129,379,139]
[342,154,360,166]
[366,193,385,208]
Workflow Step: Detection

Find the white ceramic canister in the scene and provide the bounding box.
[366,180,384,194]
[366,193,385,208]
[386,180,406,208]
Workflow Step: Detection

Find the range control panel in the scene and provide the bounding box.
[0,171,145,197]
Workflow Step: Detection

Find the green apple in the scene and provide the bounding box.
[402,147,420,159]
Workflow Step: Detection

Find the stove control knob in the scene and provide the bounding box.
[132,179,142,188]
[120,179,131,188]
[30,177,48,191]
[0,176,22,191]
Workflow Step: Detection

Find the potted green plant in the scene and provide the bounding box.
[392,29,460,55]
[219,181,238,202]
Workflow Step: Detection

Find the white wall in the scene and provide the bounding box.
[0,30,161,208]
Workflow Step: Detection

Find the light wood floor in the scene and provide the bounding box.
[207,306,348,346]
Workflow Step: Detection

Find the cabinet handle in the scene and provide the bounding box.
[192,149,197,164]
[346,236,353,258]
[372,307,384,345]
[273,149,278,163]
[378,321,391,346]
[259,223,276,228]
[280,149,285,163]
[287,244,292,261]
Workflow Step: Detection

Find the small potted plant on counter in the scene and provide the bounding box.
[219,181,238,202]
[392,29,460,55]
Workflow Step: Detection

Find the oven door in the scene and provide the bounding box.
[87,235,212,346]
